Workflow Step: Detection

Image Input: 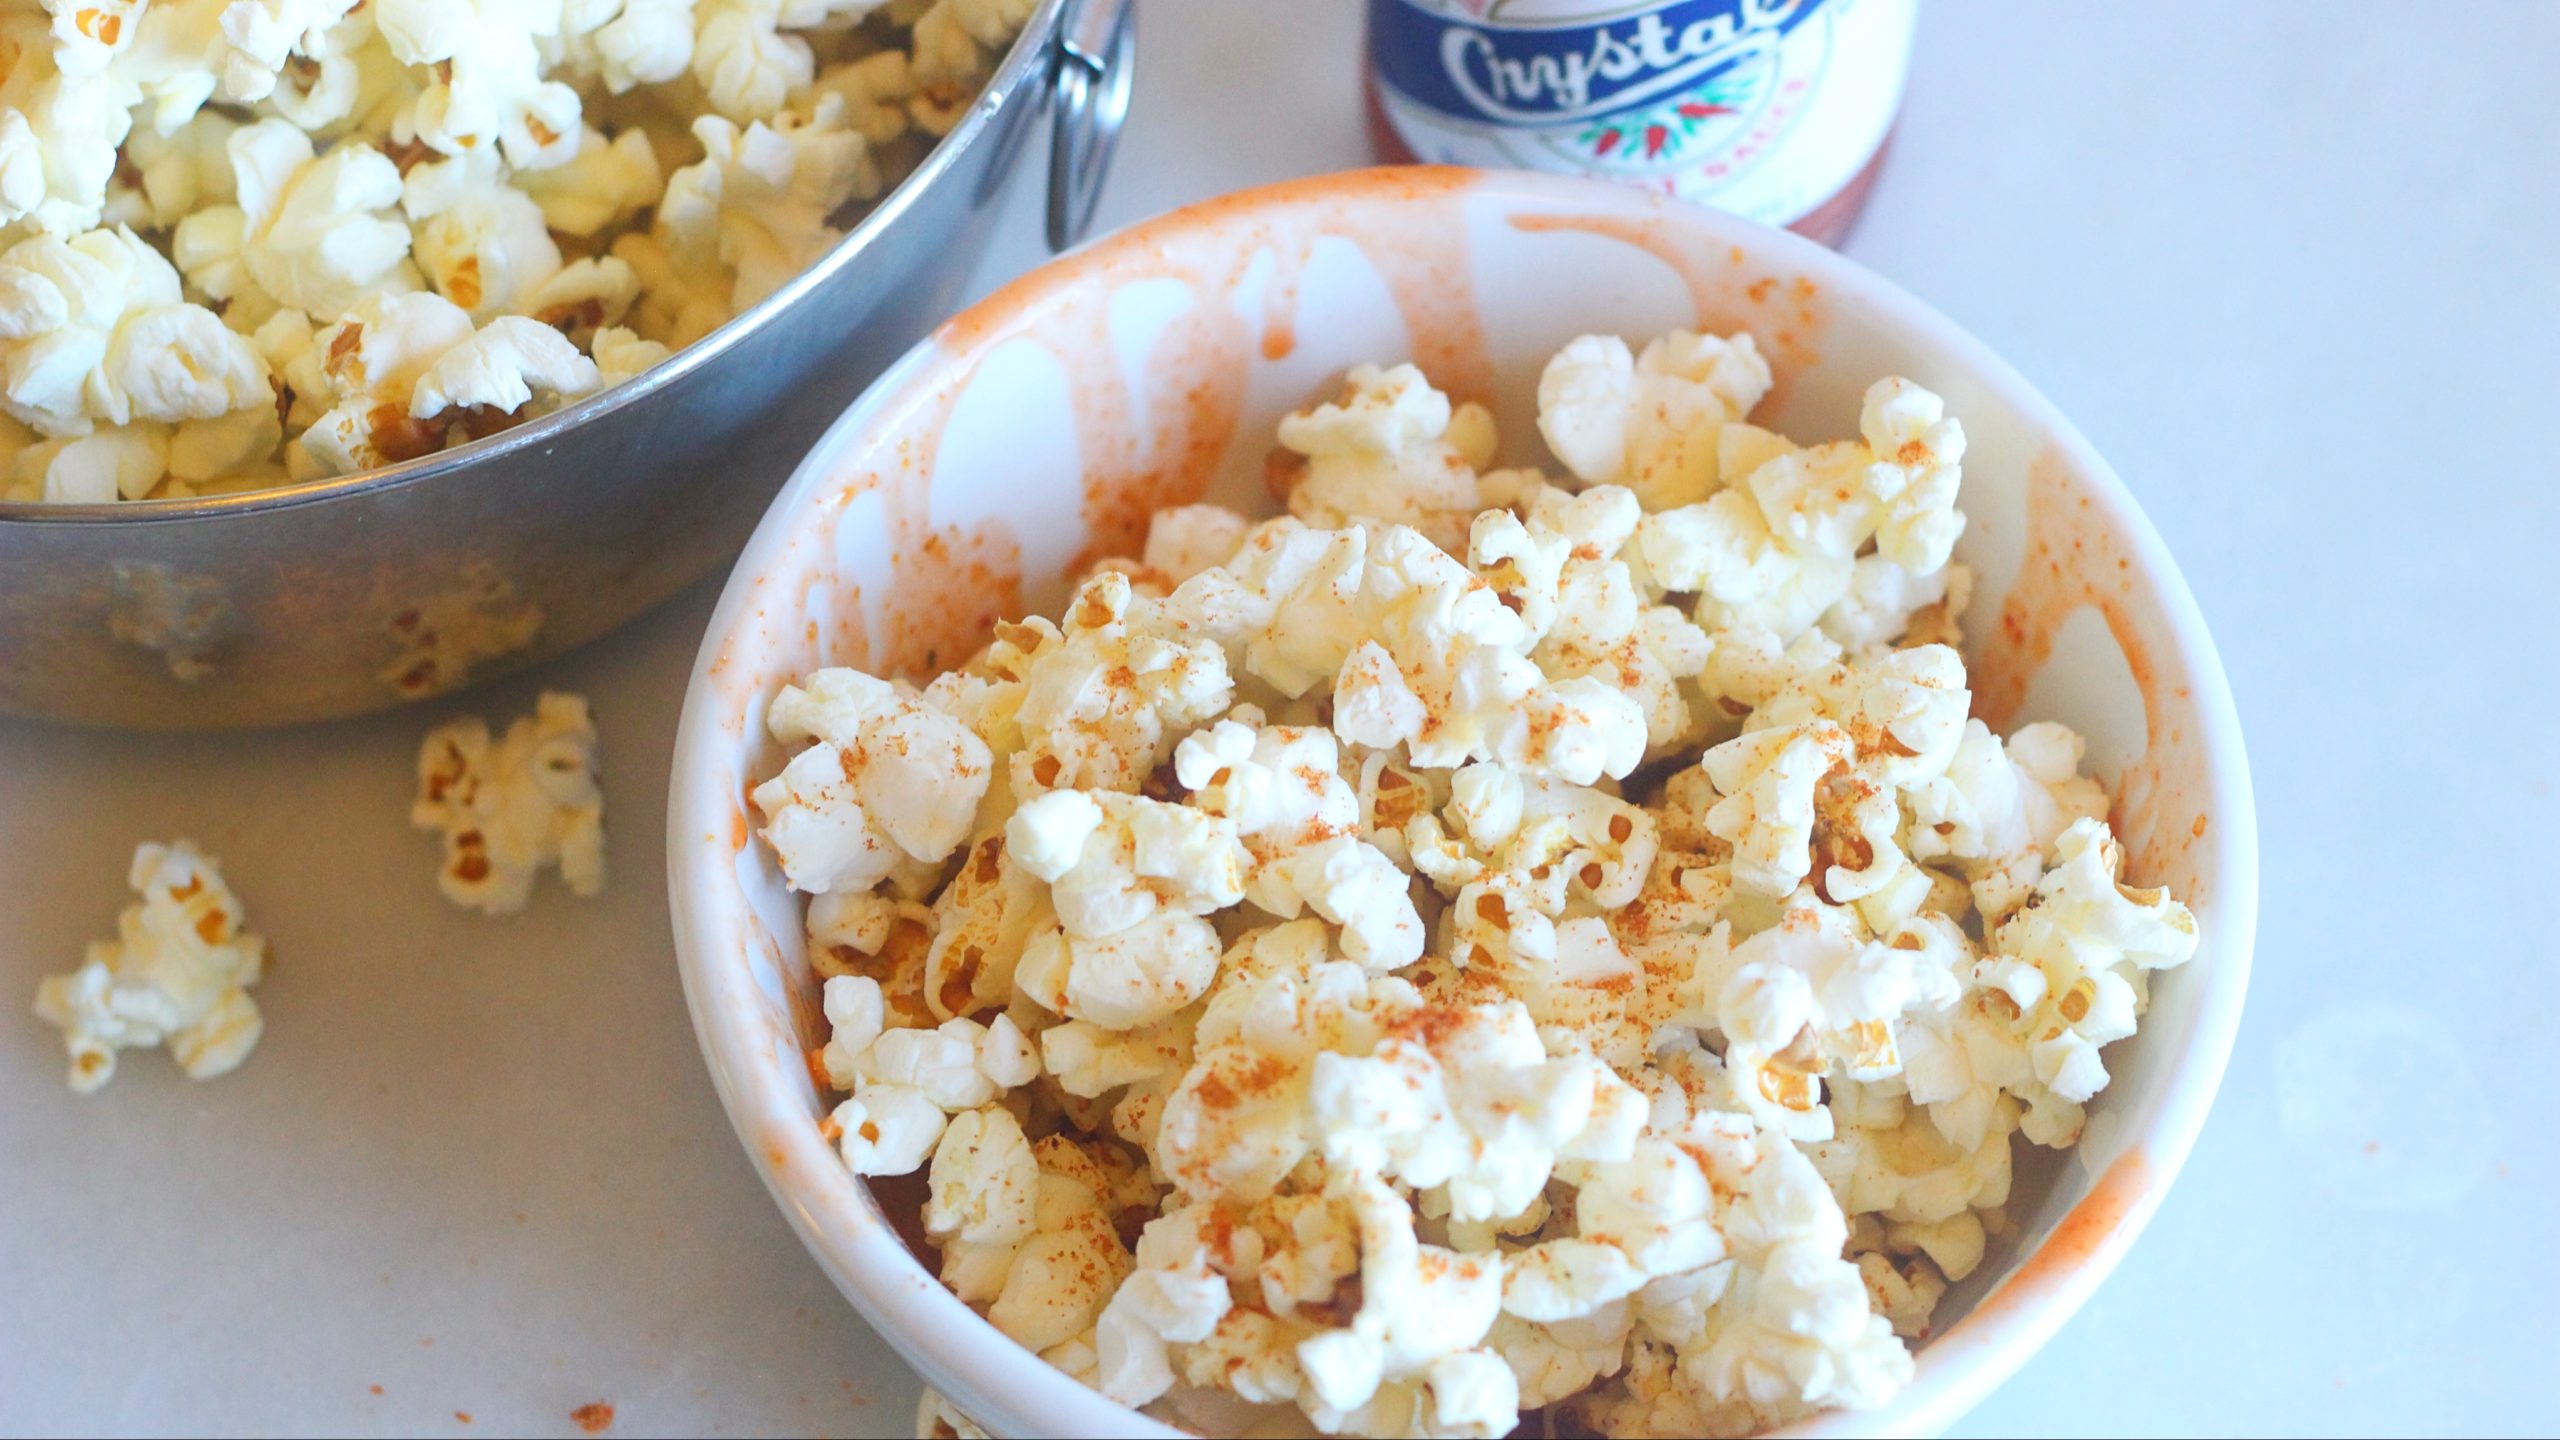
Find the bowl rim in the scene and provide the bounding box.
[0,0,1073,527]
[667,165,2259,1439]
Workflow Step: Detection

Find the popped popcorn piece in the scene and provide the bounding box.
[589,324,670,386]
[690,0,815,123]
[33,840,267,1092]
[990,570,1235,799]
[755,666,993,895]
[0,225,271,436]
[1908,719,2111,924]
[410,184,563,323]
[281,291,473,475]
[1535,330,1771,509]
[1986,818,2197,1108]
[1469,485,1714,756]
[1634,375,1968,657]
[375,0,582,171]
[978,1135,1136,1352]
[210,0,366,107]
[171,118,415,327]
[412,690,607,914]
[0,6,134,238]
[1140,502,1250,584]
[905,0,1027,132]
[406,314,601,421]
[1697,719,1853,898]
[657,91,875,312]
[513,126,664,237]
[1174,718,1424,971]
[1273,362,1493,553]
[104,109,239,231]
[555,0,699,96]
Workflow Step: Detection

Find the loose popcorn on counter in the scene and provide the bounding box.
[413,690,606,914]
[34,840,268,1092]
[0,0,1032,502]
[743,333,2198,1440]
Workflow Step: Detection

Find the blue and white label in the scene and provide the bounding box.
[1369,0,1916,226]
[1373,0,1827,127]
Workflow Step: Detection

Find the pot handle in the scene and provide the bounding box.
[1046,0,1137,251]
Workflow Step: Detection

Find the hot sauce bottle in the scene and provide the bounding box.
[1365,0,1916,246]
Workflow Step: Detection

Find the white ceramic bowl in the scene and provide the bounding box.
[668,167,2258,1438]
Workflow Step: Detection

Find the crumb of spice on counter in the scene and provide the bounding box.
[571,1401,616,1434]
[455,1412,472,1424]
[369,1385,384,1397]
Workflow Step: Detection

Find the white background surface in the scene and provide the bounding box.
[5,3,2555,1436]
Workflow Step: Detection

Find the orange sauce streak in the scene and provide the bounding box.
[1948,1148,2150,1340]
[1508,210,1826,412]
[1971,449,2210,899]
[936,167,1494,583]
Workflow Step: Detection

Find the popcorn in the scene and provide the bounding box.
[906,0,1028,132]
[3,0,1030,503]
[981,1136,1136,1353]
[556,0,699,95]
[33,840,267,1092]
[1469,486,1714,755]
[410,186,564,324]
[210,0,366,107]
[691,0,816,123]
[104,110,238,231]
[412,690,607,914]
[1140,503,1250,584]
[657,91,875,312]
[926,1103,1040,1299]
[282,292,473,475]
[753,339,2195,1439]
[407,315,601,421]
[1173,719,1424,970]
[1907,720,2111,923]
[1005,788,1246,942]
[172,118,415,327]
[375,0,582,171]
[1987,818,2197,1107]
[0,226,271,451]
[1273,363,1494,552]
[1535,330,1771,509]
[755,666,993,896]
[0,6,133,238]
[1697,719,1853,897]
[513,126,664,237]
[995,571,1235,799]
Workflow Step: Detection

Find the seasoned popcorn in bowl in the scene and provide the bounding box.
[0,0,1034,504]
[751,332,2200,1438]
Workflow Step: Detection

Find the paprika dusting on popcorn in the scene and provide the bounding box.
[753,332,2197,1438]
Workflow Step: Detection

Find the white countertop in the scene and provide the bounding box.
[7,2,2556,1435]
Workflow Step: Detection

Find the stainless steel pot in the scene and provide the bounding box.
[0,0,1135,731]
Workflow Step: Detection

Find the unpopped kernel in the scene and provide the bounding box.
[745,332,2198,1439]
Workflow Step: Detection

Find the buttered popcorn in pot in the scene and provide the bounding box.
[754,331,2200,1438]
[0,0,1035,504]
